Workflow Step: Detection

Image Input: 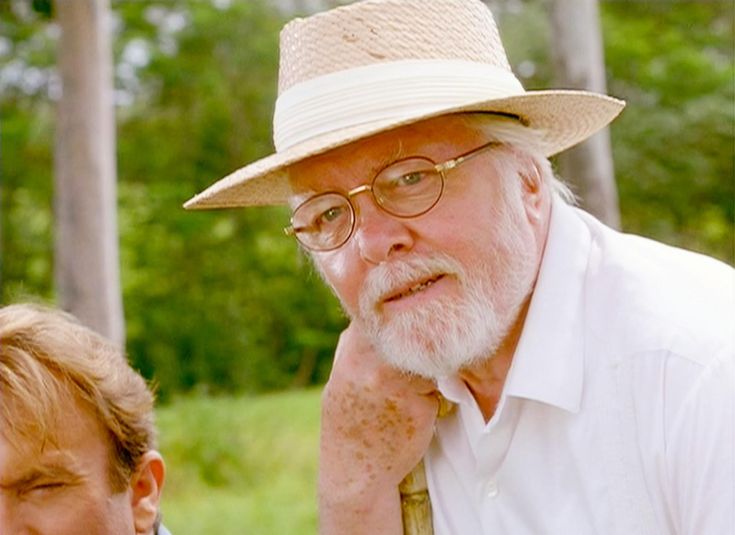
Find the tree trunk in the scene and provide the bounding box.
[549,0,621,229]
[0,118,4,300]
[54,0,124,345]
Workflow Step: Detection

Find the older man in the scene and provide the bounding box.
[0,304,169,535]
[185,0,734,533]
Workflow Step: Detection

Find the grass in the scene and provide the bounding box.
[156,387,321,534]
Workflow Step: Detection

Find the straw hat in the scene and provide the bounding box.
[184,0,624,210]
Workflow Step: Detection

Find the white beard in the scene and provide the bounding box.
[305,155,543,380]
[356,207,537,379]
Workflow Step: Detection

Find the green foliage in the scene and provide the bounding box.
[1,0,347,398]
[157,388,320,534]
[1,0,732,398]
[497,1,734,263]
[602,2,734,262]
[113,1,348,398]
[0,1,57,300]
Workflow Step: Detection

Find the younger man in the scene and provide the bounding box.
[0,303,169,534]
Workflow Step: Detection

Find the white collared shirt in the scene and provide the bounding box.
[426,199,735,535]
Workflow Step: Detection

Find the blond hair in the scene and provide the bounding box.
[0,303,156,491]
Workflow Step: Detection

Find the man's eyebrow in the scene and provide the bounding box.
[0,463,81,490]
[291,140,408,202]
[376,140,406,171]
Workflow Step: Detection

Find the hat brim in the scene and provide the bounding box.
[183,90,624,210]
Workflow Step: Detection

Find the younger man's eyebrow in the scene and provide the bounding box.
[0,463,82,490]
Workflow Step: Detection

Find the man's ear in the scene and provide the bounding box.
[518,158,549,224]
[130,451,166,535]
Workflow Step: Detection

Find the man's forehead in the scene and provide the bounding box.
[288,114,480,200]
[287,144,402,206]
[1,391,105,467]
[0,431,81,487]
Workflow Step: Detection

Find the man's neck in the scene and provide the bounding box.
[458,197,552,422]
[458,297,531,422]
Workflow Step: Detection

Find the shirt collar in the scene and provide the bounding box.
[502,198,591,413]
[437,199,592,414]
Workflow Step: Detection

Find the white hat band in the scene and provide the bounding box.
[273,59,526,152]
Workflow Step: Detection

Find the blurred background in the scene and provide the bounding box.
[1,0,733,533]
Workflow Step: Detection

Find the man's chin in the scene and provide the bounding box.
[381,352,481,381]
[371,332,487,380]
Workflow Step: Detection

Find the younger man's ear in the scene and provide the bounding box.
[130,451,166,535]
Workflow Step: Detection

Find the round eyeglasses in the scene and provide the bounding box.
[284,140,500,252]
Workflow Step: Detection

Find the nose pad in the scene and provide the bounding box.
[351,193,414,264]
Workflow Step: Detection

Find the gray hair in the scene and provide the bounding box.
[461,113,577,204]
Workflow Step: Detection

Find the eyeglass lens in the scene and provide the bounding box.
[291,192,356,251]
[291,157,444,251]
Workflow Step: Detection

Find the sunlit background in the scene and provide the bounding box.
[1,0,733,532]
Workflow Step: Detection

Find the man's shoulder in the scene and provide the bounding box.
[577,209,734,366]
[578,207,732,287]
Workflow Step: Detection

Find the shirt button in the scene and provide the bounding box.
[485,480,499,498]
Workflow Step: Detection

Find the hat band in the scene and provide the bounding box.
[273,59,526,152]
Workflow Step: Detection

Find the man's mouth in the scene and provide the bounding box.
[383,274,446,303]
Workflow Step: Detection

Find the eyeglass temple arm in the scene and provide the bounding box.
[285,223,318,236]
[284,143,499,236]
[435,141,500,173]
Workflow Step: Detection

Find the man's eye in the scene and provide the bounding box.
[397,171,425,186]
[318,206,344,224]
[22,481,66,497]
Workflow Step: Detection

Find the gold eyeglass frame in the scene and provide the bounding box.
[284,140,501,252]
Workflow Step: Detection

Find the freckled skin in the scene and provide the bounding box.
[319,324,438,534]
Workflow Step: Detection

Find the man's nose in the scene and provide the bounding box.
[352,194,415,264]
[0,495,20,534]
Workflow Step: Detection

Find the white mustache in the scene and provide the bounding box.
[359,253,465,313]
